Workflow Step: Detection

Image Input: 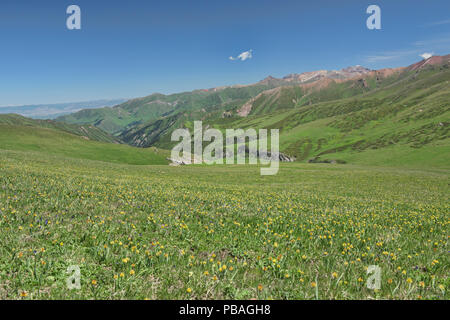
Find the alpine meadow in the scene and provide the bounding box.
[1,55,449,300]
[0,1,449,303]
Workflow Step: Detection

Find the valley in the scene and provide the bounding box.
[54,55,450,168]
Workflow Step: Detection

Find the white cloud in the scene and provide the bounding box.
[364,49,419,63]
[420,52,433,60]
[426,19,450,27]
[229,49,253,61]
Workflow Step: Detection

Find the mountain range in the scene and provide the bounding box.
[2,55,449,167]
[56,65,375,135]
[0,99,128,119]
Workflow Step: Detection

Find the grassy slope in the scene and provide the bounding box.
[56,85,280,135]
[0,114,121,144]
[0,124,168,165]
[112,59,449,171]
[0,149,448,299]
[206,64,450,168]
[53,57,450,169]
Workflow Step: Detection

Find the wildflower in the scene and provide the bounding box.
[186,288,192,293]
[91,280,97,285]
[332,272,338,279]
[20,291,28,297]
[311,282,317,288]
[130,270,135,275]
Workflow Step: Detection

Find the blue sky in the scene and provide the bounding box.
[1,0,449,106]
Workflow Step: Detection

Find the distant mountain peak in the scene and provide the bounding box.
[267,65,371,85]
[259,75,278,83]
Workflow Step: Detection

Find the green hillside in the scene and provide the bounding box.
[0,124,168,165]
[56,84,283,135]
[1,149,448,299]
[214,61,450,167]
[0,114,121,144]
[50,55,450,168]
[114,56,450,168]
[55,68,374,136]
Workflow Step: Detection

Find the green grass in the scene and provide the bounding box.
[0,124,168,165]
[0,114,120,144]
[329,142,450,168]
[206,65,450,167]
[113,61,450,169]
[0,59,448,300]
[56,84,280,135]
[0,149,448,299]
